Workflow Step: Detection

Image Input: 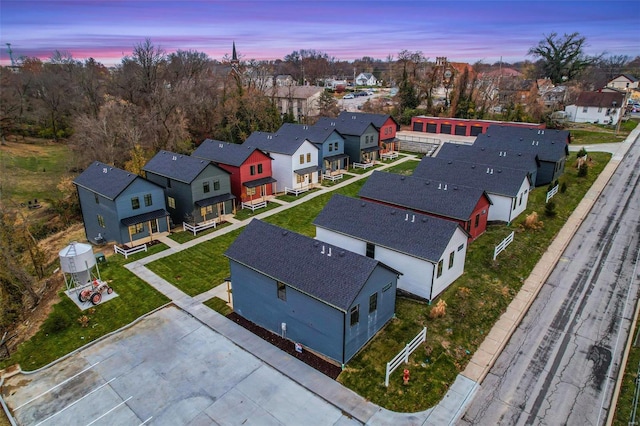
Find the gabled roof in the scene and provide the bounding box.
[244,130,316,156]
[225,220,392,312]
[475,125,569,162]
[437,143,539,173]
[610,73,638,83]
[73,161,139,200]
[313,194,463,263]
[571,91,625,108]
[315,114,377,137]
[143,151,224,184]
[272,85,323,99]
[275,123,343,146]
[412,157,530,197]
[193,139,271,167]
[358,171,491,221]
[337,111,398,129]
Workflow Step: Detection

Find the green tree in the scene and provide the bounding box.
[528,32,599,84]
[318,90,339,117]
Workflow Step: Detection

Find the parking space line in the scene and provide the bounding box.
[14,361,101,410]
[34,377,116,426]
[85,396,132,426]
[139,416,153,425]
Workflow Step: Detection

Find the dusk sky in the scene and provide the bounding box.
[1,1,639,67]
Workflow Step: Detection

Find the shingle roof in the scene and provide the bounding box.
[475,125,569,162]
[412,157,530,197]
[572,91,626,108]
[315,114,376,137]
[275,123,342,146]
[358,171,490,221]
[143,151,217,184]
[193,139,270,167]
[73,161,139,200]
[437,143,539,173]
[313,194,462,263]
[244,130,314,156]
[338,111,398,129]
[224,220,388,311]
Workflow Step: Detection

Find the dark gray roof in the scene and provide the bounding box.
[225,220,389,311]
[275,123,343,146]
[315,114,376,137]
[193,139,270,167]
[359,171,490,221]
[143,151,219,184]
[121,209,169,226]
[244,130,314,156]
[313,195,462,263]
[412,157,530,197]
[73,161,139,200]
[475,125,569,162]
[337,111,398,129]
[437,143,538,174]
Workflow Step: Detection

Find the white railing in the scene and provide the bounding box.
[183,220,217,236]
[381,151,399,160]
[493,231,515,261]
[284,186,310,196]
[353,162,374,169]
[385,327,427,387]
[322,173,343,181]
[545,184,559,203]
[241,200,267,211]
[114,243,147,259]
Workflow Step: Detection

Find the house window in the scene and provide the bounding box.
[512,198,517,210]
[334,142,338,151]
[606,108,612,116]
[296,174,305,184]
[598,107,603,113]
[475,213,480,228]
[350,305,360,326]
[168,196,176,209]
[582,106,588,113]
[437,260,443,278]
[131,197,140,210]
[365,242,375,258]
[94,194,99,204]
[213,180,220,190]
[144,193,152,207]
[519,193,523,206]
[200,205,213,217]
[250,165,256,175]
[458,244,464,252]
[246,187,256,196]
[277,281,286,301]
[329,144,333,152]
[97,214,105,228]
[258,164,263,174]
[129,223,144,235]
[203,182,210,193]
[382,282,392,292]
[300,154,305,164]
[449,251,455,269]
[306,153,311,163]
[369,293,378,313]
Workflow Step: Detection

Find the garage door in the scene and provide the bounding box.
[440,124,452,134]
[426,123,437,133]
[470,126,483,136]
[455,125,467,136]
[413,122,424,132]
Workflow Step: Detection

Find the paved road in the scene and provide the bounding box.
[461,137,640,424]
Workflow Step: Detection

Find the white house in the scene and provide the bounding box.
[607,74,639,92]
[313,195,469,301]
[245,130,320,192]
[564,91,625,125]
[355,73,377,87]
[268,86,323,122]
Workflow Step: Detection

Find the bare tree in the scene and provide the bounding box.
[528,32,599,84]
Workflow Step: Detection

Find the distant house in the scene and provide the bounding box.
[359,171,492,242]
[193,140,276,210]
[244,130,320,193]
[269,85,323,122]
[225,219,400,365]
[413,157,531,223]
[274,123,349,176]
[475,125,570,186]
[73,161,169,246]
[355,72,377,86]
[314,195,468,301]
[143,151,234,226]
[564,91,625,125]
[316,114,380,164]
[607,74,639,91]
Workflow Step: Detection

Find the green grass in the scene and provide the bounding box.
[276,188,322,203]
[0,246,171,371]
[233,201,282,221]
[569,119,638,144]
[168,221,232,244]
[383,160,420,175]
[320,174,355,187]
[337,152,612,411]
[204,297,233,316]
[349,164,383,174]
[613,323,640,425]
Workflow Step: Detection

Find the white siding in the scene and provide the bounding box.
[315,228,365,254]
[564,105,622,124]
[509,178,530,222]
[374,245,434,299]
[431,228,468,299]
[292,141,320,189]
[486,193,513,222]
[270,152,295,189]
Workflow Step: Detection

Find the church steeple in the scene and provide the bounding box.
[231,41,238,66]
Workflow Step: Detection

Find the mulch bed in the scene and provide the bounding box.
[227,312,342,379]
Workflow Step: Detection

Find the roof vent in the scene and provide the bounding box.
[172,155,177,161]
[282,230,288,236]
[425,180,430,185]
[400,176,405,180]
[339,251,345,257]
[102,168,108,173]
[448,161,452,165]
[471,165,476,169]
[361,202,366,207]
[219,143,224,148]
[313,241,319,247]
[453,185,458,190]
[391,210,396,215]
[444,184,447,190]
[497,169,502,173]
[481,147,485,151]
[422,217,427,222]
[438,183,442,190]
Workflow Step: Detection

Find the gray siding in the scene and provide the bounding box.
[536,158,566,186]
[343,124,379,163]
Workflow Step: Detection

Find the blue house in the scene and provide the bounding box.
[143,151,235,226]
[73,161,170,246]
[274,123,349,176]
[316,113,379,164]
[225,220,400,365]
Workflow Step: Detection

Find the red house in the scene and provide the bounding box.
[193,140,276,210]
[358,171,492,242]
[336,112,400,154]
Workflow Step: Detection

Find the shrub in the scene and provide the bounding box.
[578,163,588,177]
[560,182,567,193]
[42,308,73,335]
[523,211,544,230]
[544,201,557,217]
[429,299,447,319]
[576,147,587,158]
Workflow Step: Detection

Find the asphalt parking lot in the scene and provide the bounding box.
[2,306,357,426]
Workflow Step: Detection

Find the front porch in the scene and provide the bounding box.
[121,209,171,248]
[323,153,349,182]
[241,176,277,212]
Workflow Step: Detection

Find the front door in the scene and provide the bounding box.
[151,220,158,233]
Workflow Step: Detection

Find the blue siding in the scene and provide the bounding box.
[77,186,120,244]
[317,132,347,173]
[116,180,169,243]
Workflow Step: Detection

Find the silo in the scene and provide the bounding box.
[59,242,96,290]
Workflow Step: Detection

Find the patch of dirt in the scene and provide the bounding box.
[227,313,342,379]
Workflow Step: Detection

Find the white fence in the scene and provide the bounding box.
[493,231,515,261]
[545,184,559,203]
[384,327,427,387]
[353,162,375,169]
[183,220,217,236]
[114,243,147,259]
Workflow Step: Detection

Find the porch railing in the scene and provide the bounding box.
[183,219,217,236]
[114,243,147,259]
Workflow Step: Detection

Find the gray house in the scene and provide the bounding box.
[225,220,400,365]
[314,195,468,301]
[474,126,569,186]
[143,151,234,226]
[316,114,379,164]
[73,161,169,246]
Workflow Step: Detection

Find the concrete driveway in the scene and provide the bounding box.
[2,306,357,426]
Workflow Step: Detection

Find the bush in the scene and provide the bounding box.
[42,308,73,335]
[578,163,588,177]
[545,201,557,217]
[576,148,587,158]
[560,182,567,193]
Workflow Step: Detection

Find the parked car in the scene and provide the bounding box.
[343,94,355,99]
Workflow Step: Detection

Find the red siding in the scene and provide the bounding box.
[238,150,274,202]
[410,116,545,137]
[378,117,398,153]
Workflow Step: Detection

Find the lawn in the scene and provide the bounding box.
[168,221,233,244]
[233,201,282,221]
[613,320,640,425]
[0,243,171,371]
[568,119,638,144]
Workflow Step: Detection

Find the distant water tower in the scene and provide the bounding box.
[59,242,101,291]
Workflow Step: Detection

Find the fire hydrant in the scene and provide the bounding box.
[403,369,410,385]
